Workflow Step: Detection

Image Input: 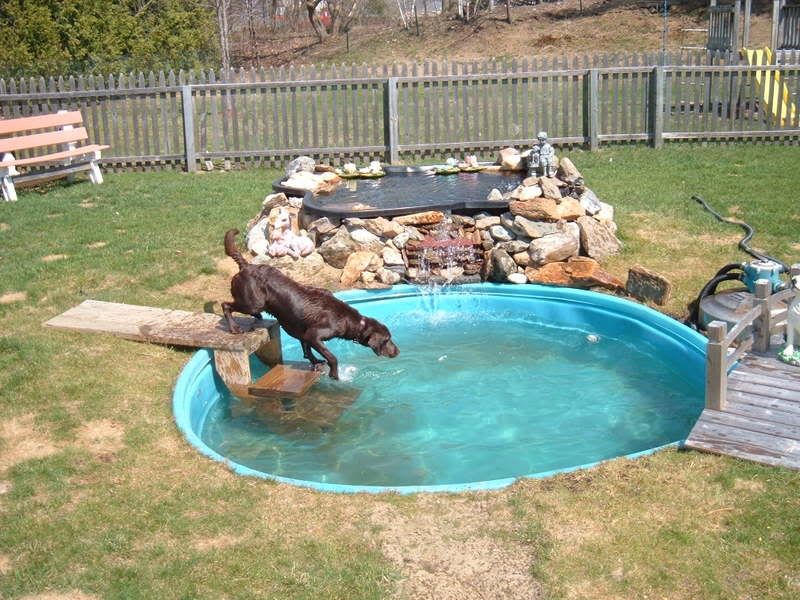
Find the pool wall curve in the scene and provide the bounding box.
[172,283,708,494]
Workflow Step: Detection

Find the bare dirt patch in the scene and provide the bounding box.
[86,241,107,249]
[0,222,10,231]
[0,291,26,304]
[192,534,246,552]
[18,593,99,600]
[0,415,59,475]
[78,202,96,209]
[0,553,10,575]
[75,420,125,456]
[0,480,12,494]
[41,254,68,263]
[370,494,541,600]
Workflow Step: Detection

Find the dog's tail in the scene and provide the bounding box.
[224,229,248,271]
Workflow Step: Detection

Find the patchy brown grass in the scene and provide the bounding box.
[0,415,59,475]
[0,291,26,304]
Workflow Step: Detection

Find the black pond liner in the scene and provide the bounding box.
[272,165,526,220]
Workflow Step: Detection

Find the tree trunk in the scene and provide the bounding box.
[215,0,232,71]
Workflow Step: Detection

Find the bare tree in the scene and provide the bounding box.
[210,0,233,71]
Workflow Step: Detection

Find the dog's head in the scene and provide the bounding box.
[358,317,399,359]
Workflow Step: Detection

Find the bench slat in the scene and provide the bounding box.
[0,127,90,154]
[0,111,84,136]
[0,144,110,168]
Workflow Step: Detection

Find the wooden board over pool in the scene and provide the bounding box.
[44,299,274,352]
[43,299,329,401]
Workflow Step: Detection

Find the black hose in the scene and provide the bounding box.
[686,270,745,329]
[692,195,790,272]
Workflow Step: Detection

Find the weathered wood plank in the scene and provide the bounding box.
[728,378,800,403]
[725,398,800,428]
[699,407,800,442]
[729,368,800,393]
[248,363,323,398]
[727,388,800,413]
[44,299,274,353]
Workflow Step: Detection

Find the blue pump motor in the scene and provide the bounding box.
[742,259,784,293]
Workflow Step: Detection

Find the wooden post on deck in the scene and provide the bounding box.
[753,279,772,352]
[706,320,728,411]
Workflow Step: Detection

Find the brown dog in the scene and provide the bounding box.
[222,229,399,379]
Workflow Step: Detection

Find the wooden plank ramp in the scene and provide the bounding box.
[44,300,325,401]
[685,352,800,470]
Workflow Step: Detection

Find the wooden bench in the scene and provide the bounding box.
[1,110,109,201]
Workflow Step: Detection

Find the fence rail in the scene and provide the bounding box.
[2,53,800,171]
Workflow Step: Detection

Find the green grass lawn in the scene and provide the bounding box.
[1,144,799,599]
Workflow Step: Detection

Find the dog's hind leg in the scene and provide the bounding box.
[301,341,326,366]
[306,338,339,380]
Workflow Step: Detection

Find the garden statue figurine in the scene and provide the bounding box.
[267,206,315,259]
[778,274,800,366]
[528,131,556,178]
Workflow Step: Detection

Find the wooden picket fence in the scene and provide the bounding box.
[1,51,799,171]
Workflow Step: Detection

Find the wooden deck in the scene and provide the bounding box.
[685,352,800,470]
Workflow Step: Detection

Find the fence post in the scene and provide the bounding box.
[650,66,665,149]
[706,320,728,411]
[754,279,772,352]
[384,77,399,164]
[771,0,781,51]
[181,84,196,173]
[583,69,599,150]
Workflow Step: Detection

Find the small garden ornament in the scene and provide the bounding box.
[778,274,800,366]
[529,131,556,178]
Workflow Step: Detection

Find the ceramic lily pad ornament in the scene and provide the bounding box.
[778,347,800,367]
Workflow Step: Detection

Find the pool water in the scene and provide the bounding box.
[196,285,705,490]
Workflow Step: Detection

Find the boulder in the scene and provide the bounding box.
[512,251,530,267]
[510,197,585,222]
[507,273,528,284]
[264,252,342,289]
[317,226,381,268]
[626,265,672,306]
[341,251,378,287]
[485,248,518,282]
[557,157,583,183]
[393,211,444,226]
[348,227,382,246]
[511,215,564,239]
[498,239,530,255]
[285,155,315,176]
[594,201,615,226]
[539,177,562,200]
[381,245,405,266]
[361,271,377,285]
[525,257,625,291]
[377,267,402,285]
[262,192,290,211]
[577,216,623,261]
[451,215,475,228]
[528,223,580,266]
[578,188,602,216]
[500,212,516,230]
[475,215,501,229]
[489,225,515,242]
[498,147,523,171]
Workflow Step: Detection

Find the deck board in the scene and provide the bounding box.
[686,353,800,470]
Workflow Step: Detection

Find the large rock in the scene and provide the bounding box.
[511,215,564,239]
[498,239,530,255]
[377,267,402,285]
[498,147,523,171]
[557,157,582,183]
[285,155,315,176]
[510,197,585,222]
[626,265,672,306]
[578,188,602,216]
[393,211,444,226]
[264,252,342,290]
[475,215,501,229]
[283,171,336,194]
[539,177,562,200]
[489,225,515,242]
[317,226,381,268]
[577,216,622,261]
[485,248,518,282]
[525,257,625,291]
[528,223,580,266]
[348,227,382,246]
[340,251,378,287]
[381,245,404,266]
[308,217,338,243]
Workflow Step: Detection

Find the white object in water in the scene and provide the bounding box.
[339,364,358,382]
[586,334,600,344]
[438,355,447,361]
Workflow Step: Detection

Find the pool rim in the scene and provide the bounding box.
[172,283,708,494]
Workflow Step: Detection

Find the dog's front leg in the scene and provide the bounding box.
[307,338,339,380]
[221,301,243,334]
